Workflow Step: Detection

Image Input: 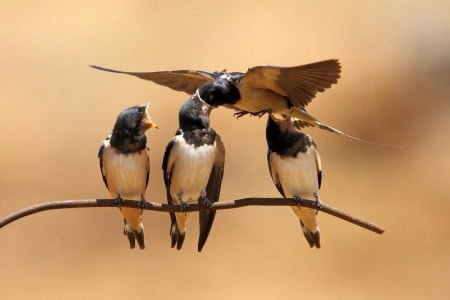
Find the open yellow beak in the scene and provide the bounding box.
[141,102,158,130]
[142,115,158,130]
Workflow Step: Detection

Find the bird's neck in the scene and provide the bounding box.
[179,113,210,131]
[110,133,147,154]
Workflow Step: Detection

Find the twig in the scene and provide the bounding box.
[0,198,384,234]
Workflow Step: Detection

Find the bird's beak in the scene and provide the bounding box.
[142,114,158,130]
[141,102,158,130]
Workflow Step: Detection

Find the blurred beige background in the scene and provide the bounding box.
[0,1,449,299]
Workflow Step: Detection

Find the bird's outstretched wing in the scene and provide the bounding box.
[90,65,214,94]
[198,133,225,252]
[242,59,341,107]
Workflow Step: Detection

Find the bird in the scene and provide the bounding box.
[89,60,355,136]
[98,103,158,249]
[162,89,225,252]
[266,113,322,248]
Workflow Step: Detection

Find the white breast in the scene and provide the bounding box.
[169,135,216,204]
[271,148,319,199]
[102,141,148,200]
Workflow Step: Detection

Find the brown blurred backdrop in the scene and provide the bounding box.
[0,1,449,299]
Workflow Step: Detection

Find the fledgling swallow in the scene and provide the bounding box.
[162,90,225,252]
[98,104,158,249]
[266,114,322,248]
[89,60,353,136]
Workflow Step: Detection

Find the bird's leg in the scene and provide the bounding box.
[115,195,124,209]
[293,196,304,208]
[138,195,148,211]
[313,192,322,210]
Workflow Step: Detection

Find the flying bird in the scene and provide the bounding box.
[266,114,322,248]
[89,60,357,136]
[98,104,158,249]
[162,91,225,252]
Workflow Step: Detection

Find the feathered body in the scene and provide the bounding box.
[98,104,157,249]
[266,114,322,248]
[163,92,225,251]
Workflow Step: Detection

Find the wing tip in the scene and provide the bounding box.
[89,64,122,73]
[89,64,106,70]
[198,211,217,252]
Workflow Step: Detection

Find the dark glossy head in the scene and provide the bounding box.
[198,78,240,107]
[179,95,212,131]
[110,104,157,153]
[266,114,312,156]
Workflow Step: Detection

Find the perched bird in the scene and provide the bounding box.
[90,60,353,136]
[266,114,322,248]
[98,104,158,249]
[162,90,225,252]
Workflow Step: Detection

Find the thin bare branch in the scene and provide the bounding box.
[0,198,385,234]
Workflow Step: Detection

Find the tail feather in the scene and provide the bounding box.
[134,229,145,249]
[169,214,186,250]
[290,107,401,147]
[290,107,364,141]
[171,212,189,250]
[176,231,186,250]
[123,219,145,250]
[300,220,321,249]
[170,216,177,248]
[169,212,186,249]
[125,230,136,249]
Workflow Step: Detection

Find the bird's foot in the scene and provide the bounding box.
[234,111,250,119]
[294,196,305,207]
[254,109,271,118]
[201,197,213,209]
[180,202,189,213]
[234,110,271,119]
[138,196,148,211]
[115,196,124,209]
[313,193,322,209]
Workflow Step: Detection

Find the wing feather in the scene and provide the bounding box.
[98,139,109,189]
[145,151,150,189]
[162,137,179,247]
[313,145,322,189]
[243,59,341,107]
[90,65,214,94]
[198,134,225,252]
